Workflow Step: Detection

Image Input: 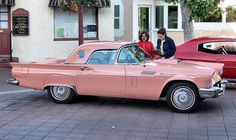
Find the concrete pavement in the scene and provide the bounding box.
[0,68,30,94]
[0,68,236,140]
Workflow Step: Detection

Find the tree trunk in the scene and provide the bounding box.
[179,1,194,42]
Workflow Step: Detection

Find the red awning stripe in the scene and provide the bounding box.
[48,0,110,8]
[0,0,15,5]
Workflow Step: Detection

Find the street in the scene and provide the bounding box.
[0,68,236,140]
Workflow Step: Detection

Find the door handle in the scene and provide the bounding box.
[80,66,91,71]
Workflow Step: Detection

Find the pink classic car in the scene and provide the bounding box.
[8,42,227,113]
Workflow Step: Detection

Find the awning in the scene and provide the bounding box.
[49,0,110,8]
[0,0,15,6]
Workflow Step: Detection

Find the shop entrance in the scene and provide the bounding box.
[0,6,10,55]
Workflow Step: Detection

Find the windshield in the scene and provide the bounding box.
[118,44,152,63]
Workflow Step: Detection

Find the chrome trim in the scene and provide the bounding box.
[224,79,236,83]
[7,79,19,86]
[199,80,228,98]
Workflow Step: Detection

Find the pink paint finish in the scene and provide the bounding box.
[8,42,226,112]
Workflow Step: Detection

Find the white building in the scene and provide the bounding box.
[114,0,236,45]
[0,0,236,63]
[0,0,113,62]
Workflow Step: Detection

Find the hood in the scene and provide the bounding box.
[145,59,223,76]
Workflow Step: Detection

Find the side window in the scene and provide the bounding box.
[87,50,117,65]
[198,43,219,54]
[117,48,139,64]
[198,42,236,55]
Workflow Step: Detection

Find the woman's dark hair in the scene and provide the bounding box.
[157,27,167,36]
[139,32,149,41]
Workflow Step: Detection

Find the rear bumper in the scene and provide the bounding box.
[7,79,19,86]
[199,80,227,98]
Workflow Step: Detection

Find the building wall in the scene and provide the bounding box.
[12,0,114,62]
[114,0,133,41]
[126,0,236,46]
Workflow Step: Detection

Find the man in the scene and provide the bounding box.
[156,28,176,59]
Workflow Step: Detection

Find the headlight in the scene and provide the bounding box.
[219,69,223,75]
[210,72,222,87]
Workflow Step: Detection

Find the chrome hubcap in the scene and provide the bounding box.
[50,86,71,101]
[171,87,195,110]
[179,92,188,102]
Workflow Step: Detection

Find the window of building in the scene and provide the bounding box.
[0,6,8,29]
[114,5,120,29]
[168,6,178,29]
[114,0,124,37]
[155,6,164,29]
[54,7,97,40]
[54,8,78,38]
[83,8,97,38]
[226,6,236,22]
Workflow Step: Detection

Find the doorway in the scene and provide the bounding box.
[138,6,151,38]
[0,6,10,55]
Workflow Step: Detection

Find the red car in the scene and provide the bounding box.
[175,37,236,81]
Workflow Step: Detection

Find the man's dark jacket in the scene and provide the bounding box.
[156,36,176,59]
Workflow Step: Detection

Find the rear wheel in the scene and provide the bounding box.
[166,82,200,113]
[48,86,75,103]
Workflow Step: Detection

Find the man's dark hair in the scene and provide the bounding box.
[157,27,166,36]
[139,32,150,41]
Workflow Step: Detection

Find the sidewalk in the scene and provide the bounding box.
[0,68,29,93]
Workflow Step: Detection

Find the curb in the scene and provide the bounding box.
[0,89,33,95]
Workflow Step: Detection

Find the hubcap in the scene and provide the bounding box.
[171,87,195,110]
[50,86,71,101]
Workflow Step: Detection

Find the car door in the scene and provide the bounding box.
[76,50,126,97]
[117,45,159,100]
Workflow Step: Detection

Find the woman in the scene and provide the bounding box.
[156,28,176,59]
[138,32,157,58]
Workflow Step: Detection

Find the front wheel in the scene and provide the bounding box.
[166,82,200,113]
[48,86,76,103]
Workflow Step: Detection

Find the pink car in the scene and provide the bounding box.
[8,42,227,113]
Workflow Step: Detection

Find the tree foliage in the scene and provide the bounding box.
[70,0,99,6]
[226,5,236,22]
[60,0,99,11]
[163,0,223,42]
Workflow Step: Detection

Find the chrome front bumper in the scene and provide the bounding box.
[199,80,228,98]
[7,79,19,86]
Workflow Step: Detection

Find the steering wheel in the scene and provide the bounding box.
[218,47,227,55]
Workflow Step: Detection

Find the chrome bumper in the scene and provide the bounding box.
[199,80,227,98]
[7,79,19,86]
